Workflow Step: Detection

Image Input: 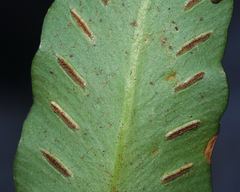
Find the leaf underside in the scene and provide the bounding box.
[14,0,233,192]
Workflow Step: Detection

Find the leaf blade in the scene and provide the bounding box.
[14,0,233,192]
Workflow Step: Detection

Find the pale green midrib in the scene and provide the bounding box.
[110,1,151,190]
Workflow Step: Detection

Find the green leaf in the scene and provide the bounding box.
[14,0,233,191]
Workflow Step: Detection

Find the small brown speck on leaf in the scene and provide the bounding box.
[151,147,159,157]
[149,81,155,86]
[160,37,168,45]
[165,71,177,81]
[102,0,110,6]
[130,20,138,27]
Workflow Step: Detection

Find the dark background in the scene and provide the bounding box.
[0,1,239,191]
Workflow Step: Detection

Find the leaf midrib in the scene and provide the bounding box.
[110,1,151,190]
